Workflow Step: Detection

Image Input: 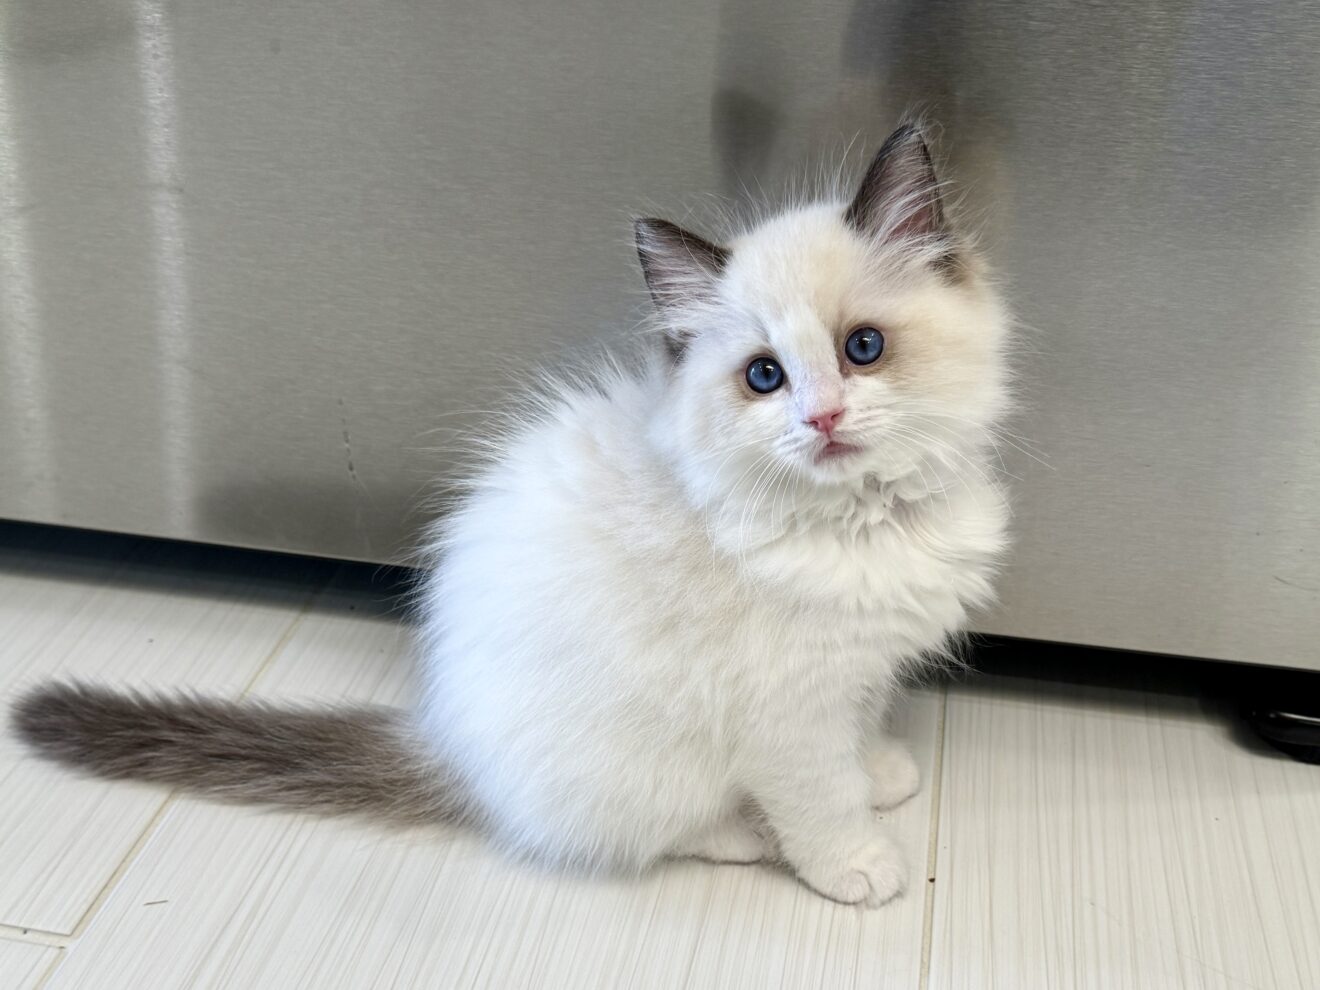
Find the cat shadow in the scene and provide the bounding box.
[710,88,782,204]
[195,475,425,569]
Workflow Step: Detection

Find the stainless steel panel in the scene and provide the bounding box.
[2,1,1318,668]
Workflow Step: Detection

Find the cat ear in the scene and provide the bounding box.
[634,218,729,312]
[845,124,947,243]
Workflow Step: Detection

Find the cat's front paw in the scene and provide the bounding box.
[867,740,921,810]
[797,829,907,908]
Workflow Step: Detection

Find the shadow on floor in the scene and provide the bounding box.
[964,634,1317,764]
[0,520,418,623]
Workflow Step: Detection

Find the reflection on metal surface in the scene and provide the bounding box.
[0,21,51,510]
[134,0,193,529]
[0,1,1317,669]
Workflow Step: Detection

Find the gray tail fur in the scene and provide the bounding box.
[10,681,463,826]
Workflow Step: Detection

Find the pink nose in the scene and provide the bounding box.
[804,407,845,435]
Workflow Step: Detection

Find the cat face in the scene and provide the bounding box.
[637,125,1010,507]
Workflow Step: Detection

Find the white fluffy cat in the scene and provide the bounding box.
[15,122,1010,909]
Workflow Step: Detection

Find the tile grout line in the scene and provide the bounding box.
[61,796,178,944]
[34,948,67,990]
[233,571,334,699]
[917,682,950,990]
[0,923,70,948]
[37,570,337,985]
[31,798,180,988]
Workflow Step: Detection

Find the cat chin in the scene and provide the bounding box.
[800,460,868,487]
[812,441,864,464]
[799,451,901,488]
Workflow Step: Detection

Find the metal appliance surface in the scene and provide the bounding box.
[2,1,1318,669]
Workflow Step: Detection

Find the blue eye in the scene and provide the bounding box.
[844,326,885,365]
[745,357,785,394]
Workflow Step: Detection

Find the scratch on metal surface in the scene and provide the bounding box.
[338,397,366,492]
[338,398,375,554]
[1273,575,1319,594]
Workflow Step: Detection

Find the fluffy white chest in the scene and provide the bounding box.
[729,482,1006,679]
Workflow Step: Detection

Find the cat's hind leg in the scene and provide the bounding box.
[670,812,770,864]
[866,736,921,811]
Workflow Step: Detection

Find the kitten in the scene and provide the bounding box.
[12,123,1010,908]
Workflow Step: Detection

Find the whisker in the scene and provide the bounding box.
[884,433,956,514]
[735,454,783,565]
[711,449,777,541]
[896,423,1004,489]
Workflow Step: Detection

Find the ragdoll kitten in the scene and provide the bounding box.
[13,123,1010,908]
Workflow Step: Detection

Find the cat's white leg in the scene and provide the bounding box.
[469,718,730,875]
[866,736,921,810]
[752,722,906,908]
[670,813,769,864]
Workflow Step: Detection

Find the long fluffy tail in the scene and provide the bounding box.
[11,682,463,825]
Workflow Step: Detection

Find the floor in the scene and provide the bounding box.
[1,523,1317,990]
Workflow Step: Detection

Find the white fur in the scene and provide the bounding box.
[414,183,1010,908]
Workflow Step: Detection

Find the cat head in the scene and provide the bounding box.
[636,123,1010,512]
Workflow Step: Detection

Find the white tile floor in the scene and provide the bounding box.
[1,522,1317,989]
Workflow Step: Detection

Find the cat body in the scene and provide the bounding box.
[14,124,1011,908]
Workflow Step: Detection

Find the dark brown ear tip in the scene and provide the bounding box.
[879,121,933,160]
[889,121,924,143]
[845,117,950,240]
[633,217,673,243]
